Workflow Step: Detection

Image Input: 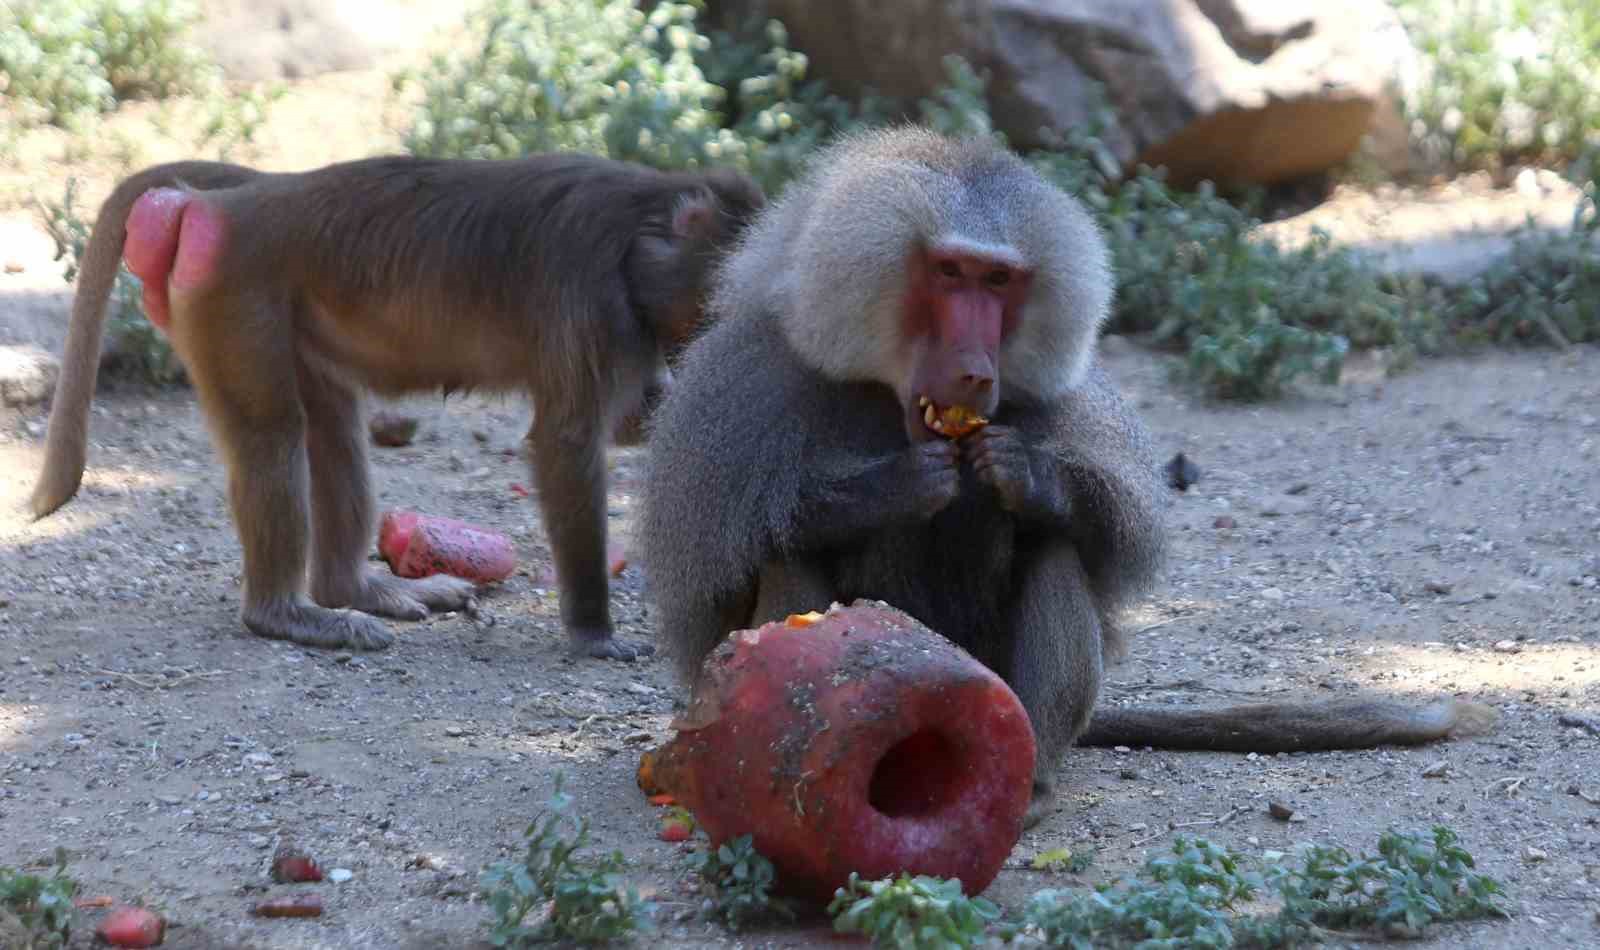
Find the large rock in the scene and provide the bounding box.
[0,344,60,408]
[709,0,1418,186]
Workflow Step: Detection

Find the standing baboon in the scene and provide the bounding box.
[639,127,1493,822]
[31,153,765,661]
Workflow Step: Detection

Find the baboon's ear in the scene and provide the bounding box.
[671,191,718,241]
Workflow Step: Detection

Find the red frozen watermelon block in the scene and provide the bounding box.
[378,510,516,583]
[637,600,1036,904]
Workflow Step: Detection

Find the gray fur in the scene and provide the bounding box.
[712,127,1111,403]
[642,127,1496,822]
[642,129,1162,808]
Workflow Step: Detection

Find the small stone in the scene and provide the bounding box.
[443,726,466,737]
[1164,452,1201,492]
[1118,767,1139,780]
[1260,587,1286,602]
[1112,745,1132,754]
[156,795,181,806]
[327,868,354,883]
[1268,801,1295,821]
[0,345,60,408]
[1213,515,1237,530]
[1421,760,1449,778]
[369,410,419,447]
[1492,639,1522,654]
[1285,482,1310,495]
[244,752,273,767]
[1423,581,1453,595]
[1522,845,1548,863]
[1259,497,1309,517]
[1514,167,1542,199]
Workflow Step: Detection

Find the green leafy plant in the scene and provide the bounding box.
[1396,0,1600,173]
[687,833,794,931]
[1435,178,1600,348]
[1031,845,1095,874]
[1018,837,1257,949]
[193,81,285,162]
[915,56,1002,144]
[0,0,211,127]
[1028,85,1430,400]
[395,0,896,194]
[1013,827,1507,948]
[481,777,653,946]
[37,177,183,385]
[396,0,729,167]
[0,849,79,950]
[829,873,1001,950]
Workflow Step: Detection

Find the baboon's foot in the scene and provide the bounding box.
[317,570,478,621]
[568,626,656,661]
[1023,779,1058,830]
[243,599,395,651]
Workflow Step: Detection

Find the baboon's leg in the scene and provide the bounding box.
[298,358,476,621]
[169,294,392,650]
[529,408,655,660]
[1003,540,1104,829]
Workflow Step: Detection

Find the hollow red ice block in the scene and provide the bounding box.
[638,600,1036,902]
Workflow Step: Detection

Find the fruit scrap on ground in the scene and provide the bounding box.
[95,905,166,948]
[659,806,696,842]
[637,600,1036,903]
[270,844,323,883]
[251,895,324,918]
[377,509,516,583]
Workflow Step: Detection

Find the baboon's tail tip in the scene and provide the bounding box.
[28,473,77,521]
[1435,698,1498,739]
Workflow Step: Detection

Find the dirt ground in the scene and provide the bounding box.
[2,41,1599,950]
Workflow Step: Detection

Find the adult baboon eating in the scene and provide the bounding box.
[639,127,1493,822]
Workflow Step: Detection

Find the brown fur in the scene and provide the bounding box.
[31,153,764,659]
[640,127,1493,826]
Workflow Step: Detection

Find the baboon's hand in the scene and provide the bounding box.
[901,439,962,520]
[966,425,1069,523]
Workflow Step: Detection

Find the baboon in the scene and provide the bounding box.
[639,127,1493,822]
[31,153,764,660]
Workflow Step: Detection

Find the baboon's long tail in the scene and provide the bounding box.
[1077,697,1497,752]
[30,161,259,519]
